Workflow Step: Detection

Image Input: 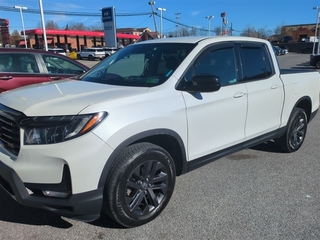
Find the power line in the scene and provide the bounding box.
[0,6,151,17]
[1,6,210,34]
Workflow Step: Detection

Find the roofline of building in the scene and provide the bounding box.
[24,29,141,39]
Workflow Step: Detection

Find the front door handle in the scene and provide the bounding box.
[233,92,246,98]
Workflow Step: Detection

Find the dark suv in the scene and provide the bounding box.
[309,54,320,68]
[280,36,294,43]
[0,48,89,92]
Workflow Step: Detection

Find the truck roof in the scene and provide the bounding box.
[135,36,270,45]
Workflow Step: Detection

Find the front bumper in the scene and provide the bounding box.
[0,159,103,222]
[0,128,114,222]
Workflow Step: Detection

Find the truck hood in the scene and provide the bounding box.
[0,80,149,116]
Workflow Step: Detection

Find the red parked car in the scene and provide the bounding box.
[0,48,89,92]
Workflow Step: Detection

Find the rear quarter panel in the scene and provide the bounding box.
[279,70,320,126]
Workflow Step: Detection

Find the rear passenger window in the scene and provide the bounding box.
[0,54,39,73]
[240,44,273,81]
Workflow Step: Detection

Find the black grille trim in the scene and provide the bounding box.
[0,104,24,156]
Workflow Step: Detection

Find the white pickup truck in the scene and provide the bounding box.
[0,36,319,228]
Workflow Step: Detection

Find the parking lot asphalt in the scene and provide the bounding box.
[1,52,320,240]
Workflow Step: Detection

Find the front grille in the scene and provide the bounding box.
[0,105,22,156]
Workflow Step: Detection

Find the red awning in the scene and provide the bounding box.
[19,40,26,46]
[24,29,141,40]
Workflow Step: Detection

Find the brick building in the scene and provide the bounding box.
[281,23,318,42]
[20,29,141,51]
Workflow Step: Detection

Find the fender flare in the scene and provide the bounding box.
[97,128,188,189]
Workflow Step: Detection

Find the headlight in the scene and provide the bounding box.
[21,112,107,145]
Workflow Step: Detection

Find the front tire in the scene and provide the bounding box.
[88,55,94,61]
[316,61,320,69]
[103,143,176,228]
[275,107,307,153]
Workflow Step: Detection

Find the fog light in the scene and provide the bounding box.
[42,190,69,198]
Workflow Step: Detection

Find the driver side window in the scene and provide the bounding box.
[184,46,237,87]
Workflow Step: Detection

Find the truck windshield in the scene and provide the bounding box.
[80,43,195,87]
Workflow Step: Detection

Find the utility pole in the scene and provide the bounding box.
[175,13,181,37]
[148,1,158,37]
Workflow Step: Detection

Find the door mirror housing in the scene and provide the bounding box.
[177,74,221,92]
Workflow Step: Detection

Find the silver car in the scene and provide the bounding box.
[77,47,105,60]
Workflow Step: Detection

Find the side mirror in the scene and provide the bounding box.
[177,74,221,92]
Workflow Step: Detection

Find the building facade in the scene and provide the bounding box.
[20,29,141,51]
[281,23,317,42]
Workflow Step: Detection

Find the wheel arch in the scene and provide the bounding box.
[98,129,188,189]
[293,96,312,122]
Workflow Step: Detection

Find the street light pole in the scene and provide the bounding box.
[313,6,320,55]
[205,16,214,36]
[157,7,166,38]
[14,5,28,48]
[38,0,48,50]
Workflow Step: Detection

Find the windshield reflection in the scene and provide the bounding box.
[80,43,195,87]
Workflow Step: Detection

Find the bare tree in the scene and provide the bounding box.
[10,30,21,45]
[66,22,88,31]
[46,20,60,29]
[189,27,198,36]
[273,25,282,36]
[87,22,104,31]
[256,27,272,39]
[214,26,222,36]
[37,20,59,29]
[240,25,257,37]
[181,27,190,36]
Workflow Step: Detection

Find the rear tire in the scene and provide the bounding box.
[316,61,320,69]
[103,143,176,228]
[88,55,94,61]
[275,107,307,153]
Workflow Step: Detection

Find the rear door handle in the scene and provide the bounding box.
[0,76,13,80]
[50,76,63,80]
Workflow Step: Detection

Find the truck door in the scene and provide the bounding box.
[238,43,285,141]
[181,43,248,161]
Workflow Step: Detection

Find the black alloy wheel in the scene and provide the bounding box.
[275,107,307,153]
[103,142,176,228]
